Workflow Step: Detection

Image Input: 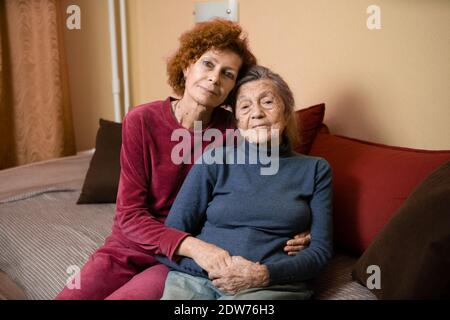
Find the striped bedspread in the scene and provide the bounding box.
[0,153,115,299]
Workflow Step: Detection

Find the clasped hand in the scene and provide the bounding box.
[208,256,269,295]
[191,242,267,295]
[187,231,311,295]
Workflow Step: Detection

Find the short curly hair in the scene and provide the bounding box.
[167,18,257,96]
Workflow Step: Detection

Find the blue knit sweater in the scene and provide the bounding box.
[158,139,333,285]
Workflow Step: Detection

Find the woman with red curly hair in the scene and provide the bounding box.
[56,19,309,300]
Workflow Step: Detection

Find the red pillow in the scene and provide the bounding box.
[294,103,325,154]
[310,133,450,255]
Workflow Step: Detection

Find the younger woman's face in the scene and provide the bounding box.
[183,49,242,108]
[235,79,287,144]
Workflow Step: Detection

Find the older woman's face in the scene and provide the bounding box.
[183,49,242,108]
[235,79,287,144]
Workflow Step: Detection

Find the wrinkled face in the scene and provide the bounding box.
[183,49,242,108]
[235,79,287,144]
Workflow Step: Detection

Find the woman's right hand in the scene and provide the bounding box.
[175,236,232,273]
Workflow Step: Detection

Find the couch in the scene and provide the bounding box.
[1,103,448,300]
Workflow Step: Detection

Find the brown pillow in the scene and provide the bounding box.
[77,119,122,204]
[351,161,450,299]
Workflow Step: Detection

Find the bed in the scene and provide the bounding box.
[0,151,375,300]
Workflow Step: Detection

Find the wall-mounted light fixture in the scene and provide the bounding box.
[194,0,238,22]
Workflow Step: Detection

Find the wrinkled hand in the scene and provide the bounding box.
[208,256,269,295]
[190,241,232,274]
[283,230,311,256]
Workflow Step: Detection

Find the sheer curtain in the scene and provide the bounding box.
[0,0,75,170]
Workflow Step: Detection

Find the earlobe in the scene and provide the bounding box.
[183,66,190,79]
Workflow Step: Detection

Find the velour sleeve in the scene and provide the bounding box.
[156,152,217,274]
[265,158,334,284]
[114,111,189,260]
[164,152,217,235]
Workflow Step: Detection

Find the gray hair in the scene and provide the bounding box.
[231,65,295,119]
[229,65,299,148]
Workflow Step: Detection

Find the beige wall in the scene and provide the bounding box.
[64,0,450,151]
[61,0,115,152]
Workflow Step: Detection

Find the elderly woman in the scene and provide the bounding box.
[159,65,333,300]
[56,20,307,300]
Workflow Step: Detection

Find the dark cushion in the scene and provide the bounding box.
[351,161,450,299]
[309,133,450,254]
[77,119,122,204]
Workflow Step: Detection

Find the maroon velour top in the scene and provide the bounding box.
[111,97,232,260]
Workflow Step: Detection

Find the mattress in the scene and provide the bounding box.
[0,152,375,300]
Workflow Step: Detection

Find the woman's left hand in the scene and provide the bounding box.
[208,256,269,295]
[283,230,311,256]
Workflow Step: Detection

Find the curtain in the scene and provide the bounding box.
[0,0,75,170]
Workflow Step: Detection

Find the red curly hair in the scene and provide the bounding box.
[167,18,257,96]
